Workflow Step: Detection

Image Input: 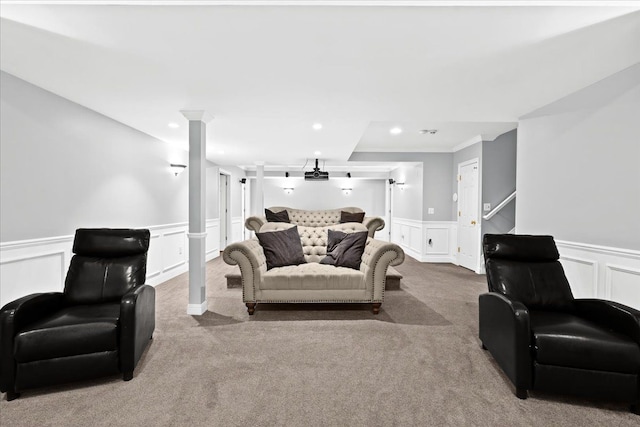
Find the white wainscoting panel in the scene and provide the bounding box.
[146,233,163,280]
[423,221,457,263]
[390,218,457,263]
[206,219,220,259]
[557,240,640,310]
[391,218,422,261]
[0,221,222,306]
[606,265,640,309]
[0,237,74,307]
[231,217,243,244]
[161,229,187,273]
[558,255,598,299]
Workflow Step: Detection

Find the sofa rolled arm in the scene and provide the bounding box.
[362,217,385,238]
[120,284,156,377]
[479,292,532,391]
[223,239,267,302]
[360,239,404,301]
[245,216,267,233]
[1,292,65,393]
[574,299,640,345]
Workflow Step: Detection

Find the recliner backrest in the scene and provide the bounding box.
[64,228,151,304]
[483,234,574,311]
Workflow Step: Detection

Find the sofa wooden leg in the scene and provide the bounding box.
[246,302,256,315]
[481,342,487,350]
[6,391,20,401]
[515,388,528,399]
[123,371,133,381]
[372,303,381,315]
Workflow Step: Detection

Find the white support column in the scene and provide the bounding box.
[181,110,213,316]
[255,161,265,216]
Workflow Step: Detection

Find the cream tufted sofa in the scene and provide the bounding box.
[223,222,404,315]
[245,207,385,238]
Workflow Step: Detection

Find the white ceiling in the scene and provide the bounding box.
[1,2,639,170]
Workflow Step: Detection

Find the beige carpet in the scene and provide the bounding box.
[1,256,637,426]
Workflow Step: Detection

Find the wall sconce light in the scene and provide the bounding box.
[284,187,294,194]
[285,172,290,178]
[170,163,187,176]
[239,178,247,184]
[342,188,352,195]
[346,172,351,178]
[388,178,396,185]
[396,182,406,191]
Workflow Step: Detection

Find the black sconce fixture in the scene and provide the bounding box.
[285,172,289,178]
[347,172,351,178]
[239,178,246,184]
[388,178,396,185]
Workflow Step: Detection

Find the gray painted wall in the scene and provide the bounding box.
[517,64,640,250]
[0,71,217,242]
[391,163,423,221]
[262,178,386,217]
[482,129,517,236]
[352,152,454,222]
[422,153,453,221]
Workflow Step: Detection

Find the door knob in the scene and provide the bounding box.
[471,220,476,225]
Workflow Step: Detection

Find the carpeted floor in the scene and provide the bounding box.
[1,256,637,426]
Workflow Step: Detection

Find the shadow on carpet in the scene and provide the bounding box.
[236,290,451,326]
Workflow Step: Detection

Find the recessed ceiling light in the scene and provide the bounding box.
[390,127,402,135]
[168,122,179,129]
[312,123,323,130]
[314,150,322,156]
[419,129,438,135]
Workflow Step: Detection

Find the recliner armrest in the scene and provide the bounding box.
[574,299,640,345]
[120,284,156,376]
[0,292,65,392]
[479,292,532,391]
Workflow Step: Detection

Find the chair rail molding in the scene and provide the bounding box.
[556,240,640,310]
[0,219,221,308]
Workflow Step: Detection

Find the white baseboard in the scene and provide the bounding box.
[0,221,220,307]
[186,300,208,315]
[557,240,640,310]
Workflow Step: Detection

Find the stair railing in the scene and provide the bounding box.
[483,191,516,221]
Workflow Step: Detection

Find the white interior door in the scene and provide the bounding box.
[457,159,480,271]
[219,173,229,250]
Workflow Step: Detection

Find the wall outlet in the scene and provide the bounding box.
[483,203,491,212]
[428,207,434,215]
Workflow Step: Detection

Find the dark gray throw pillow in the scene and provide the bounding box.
[320,229,368,270]
[256,226,305,270]
[339,211,365,223]
[265,208,290,223]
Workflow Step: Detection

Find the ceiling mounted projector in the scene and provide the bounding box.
[304,159,329,181]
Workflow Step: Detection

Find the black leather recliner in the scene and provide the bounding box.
[480,234,640,413]
[0,228,155,401]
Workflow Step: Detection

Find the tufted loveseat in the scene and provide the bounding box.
[245,207,385,238]
[223,222,404,315]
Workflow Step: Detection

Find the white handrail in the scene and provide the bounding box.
[483,191,516,221]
